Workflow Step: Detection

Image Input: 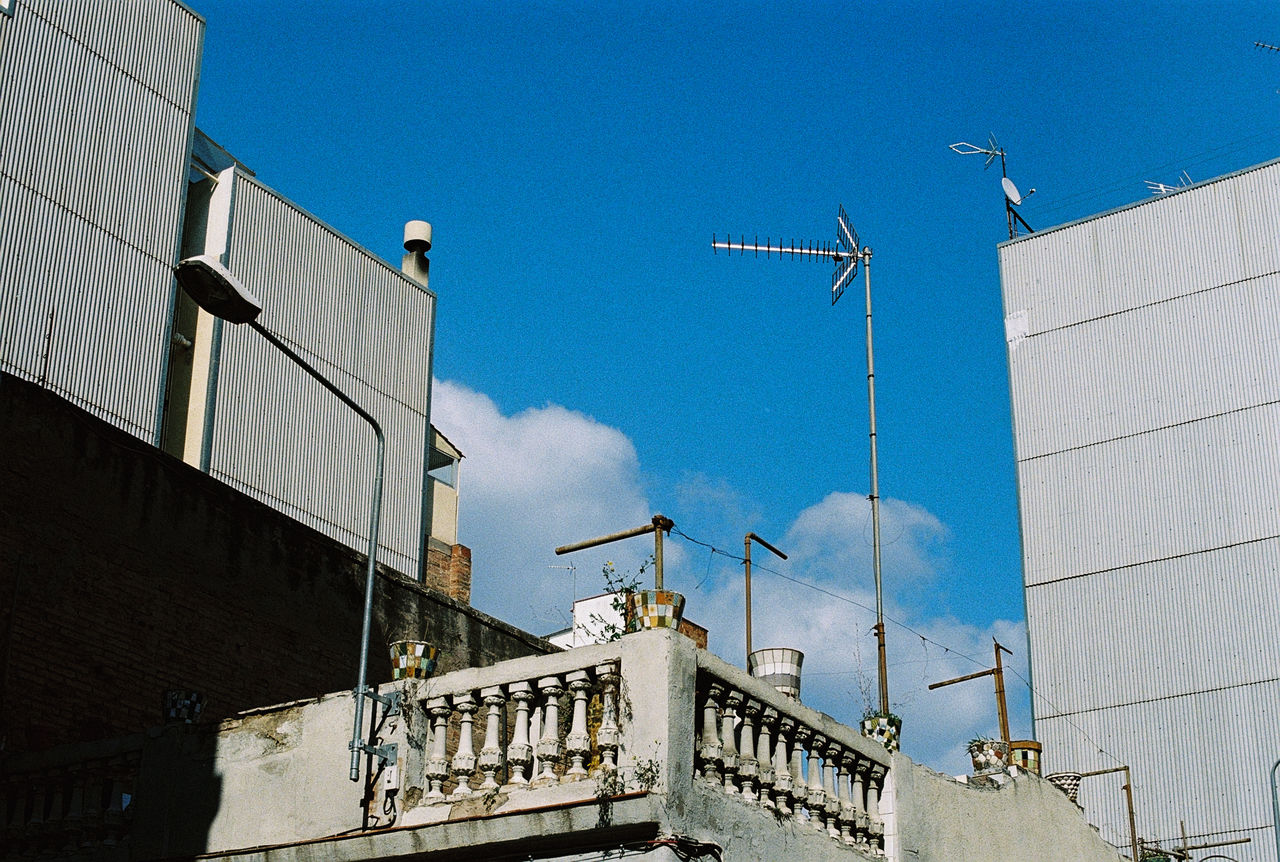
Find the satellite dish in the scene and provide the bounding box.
[1002,176,1023,205]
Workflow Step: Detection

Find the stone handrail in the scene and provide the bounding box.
[0,734,143,858]
[693,648,892,856]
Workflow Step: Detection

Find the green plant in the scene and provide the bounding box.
[589,557,652,642]
[633,756,661,792]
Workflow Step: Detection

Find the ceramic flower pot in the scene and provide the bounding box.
[389,640,439,680]
[1046,771,1083,803]
[748,647,804,699]
[861,714,903,752]
[625,590,685,632]
[1010,739,1043,775]
[968,739,1010,775]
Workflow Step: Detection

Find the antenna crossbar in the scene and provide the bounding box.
[711,235,847,262]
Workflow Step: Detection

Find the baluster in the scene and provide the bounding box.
[806,734,827,831]
[772,717,794,816]
[697,683,724,785]
[737,700,760,802]
[81,762,105,847]
[424,696,452,800]
[823,740,842,839]
[46,768,66,849]
[505,682,535,786]
[853,758,870,848]
[26,779,46,845]
[868,764,886,855]
[838,752,857,845]
[756,707,776,810]
[102,761,128,847]
[789,724,810,822]
[564,669,593,778]
[529,700,543,780]
[64,768,86,851]
[450,693,479,798]
[719,691,742,794]
[478,686,506,790]
[534,676,563,783]
[595,663,620,773]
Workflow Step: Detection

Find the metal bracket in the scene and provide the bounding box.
[363,688,401,717]
[360,741,398,768]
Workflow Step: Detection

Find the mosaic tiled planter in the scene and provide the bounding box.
[861,713,902,752]
[1009,739,1042,775]
[1046,771,1083,803]
[625,589,685,632]
[748,647,804,699]
[968,738,1010,775]
[389,640,439,680]
[163,690,205,724]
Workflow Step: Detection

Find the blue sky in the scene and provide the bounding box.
[191,0,1280,775]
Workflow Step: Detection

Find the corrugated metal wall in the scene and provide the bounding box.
[0,0,202,440]
[1000,159,1280,860]
[208,173,435,578]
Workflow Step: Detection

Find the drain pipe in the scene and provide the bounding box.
[1271,757,1280,862]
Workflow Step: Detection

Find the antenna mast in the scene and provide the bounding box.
[950,135,1035,239]
[711,206,891,717]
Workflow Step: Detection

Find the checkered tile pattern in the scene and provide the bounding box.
[389,641,439,679]
[1010,740,1042,775]
[163,690,205,723]
[748,648,804,698]
[626,590,685,631]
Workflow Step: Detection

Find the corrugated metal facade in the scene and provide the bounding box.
[208,173,435,578]
[0,0,202,440]
[999,159,1280,859]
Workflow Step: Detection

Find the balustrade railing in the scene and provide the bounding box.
[0,735,141,858]
[400,632,890,857]
[407,658,622,802]
[694,672,889,856]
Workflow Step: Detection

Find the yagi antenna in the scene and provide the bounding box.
[711,205,865,304]
[951,134,1035,239]
[709,206,893,718]
[1144,171,1192,195]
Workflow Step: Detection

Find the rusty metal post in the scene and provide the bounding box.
[993,640,1012,744]
[743,532,787,665]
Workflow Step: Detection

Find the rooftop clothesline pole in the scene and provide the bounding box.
[928,639,1013,743]
[743,532,787,664]
[555,515,675,589]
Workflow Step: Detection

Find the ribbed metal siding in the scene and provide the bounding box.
[208,174,435,577]
[1018,404,1280,585]
[0,0,201,438]
[1037,682,1280,860]
[1000,161,1280,862]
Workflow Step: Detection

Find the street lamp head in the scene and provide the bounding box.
[173,254,262,324]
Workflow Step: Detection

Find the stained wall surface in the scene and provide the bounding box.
[998,159,1280,858]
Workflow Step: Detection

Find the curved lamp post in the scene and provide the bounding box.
[172,254,389,783]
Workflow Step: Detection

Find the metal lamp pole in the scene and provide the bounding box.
[172,255,391,784]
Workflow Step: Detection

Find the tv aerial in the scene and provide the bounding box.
[711,205,865,304]
[709,206,892,718]
[950,134,1035,239]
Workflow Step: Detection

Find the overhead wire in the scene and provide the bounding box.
[667,524,1127,767]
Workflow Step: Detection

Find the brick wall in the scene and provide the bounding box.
[0,374,552,753]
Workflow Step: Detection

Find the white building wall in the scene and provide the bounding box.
[999,159,1280,859]
[0,0,202,440]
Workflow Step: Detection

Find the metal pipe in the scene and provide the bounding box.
[862,247,888,716]
[743,532,787,664]
[1078,765,1140,862]
[993,640,1012,744]
[246,322,386,783]
[1273,757,1280,862]
[555,515,674,590]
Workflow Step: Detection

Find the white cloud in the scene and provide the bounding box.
[433,380,1029,776]
[432,380,656,630]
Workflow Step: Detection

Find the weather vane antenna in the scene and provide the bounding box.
[710,206,891,717]
[950,134,1035,239]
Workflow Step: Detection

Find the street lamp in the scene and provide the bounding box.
[172,254,391,783]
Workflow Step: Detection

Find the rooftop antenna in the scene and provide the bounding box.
[1255,41,1280,93]
[1144,171,1193,195]
[711,206,891,718]
[950,134,1035,239]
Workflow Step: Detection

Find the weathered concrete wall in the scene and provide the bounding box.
[891,758,1128,861]
[0,374,551,752]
